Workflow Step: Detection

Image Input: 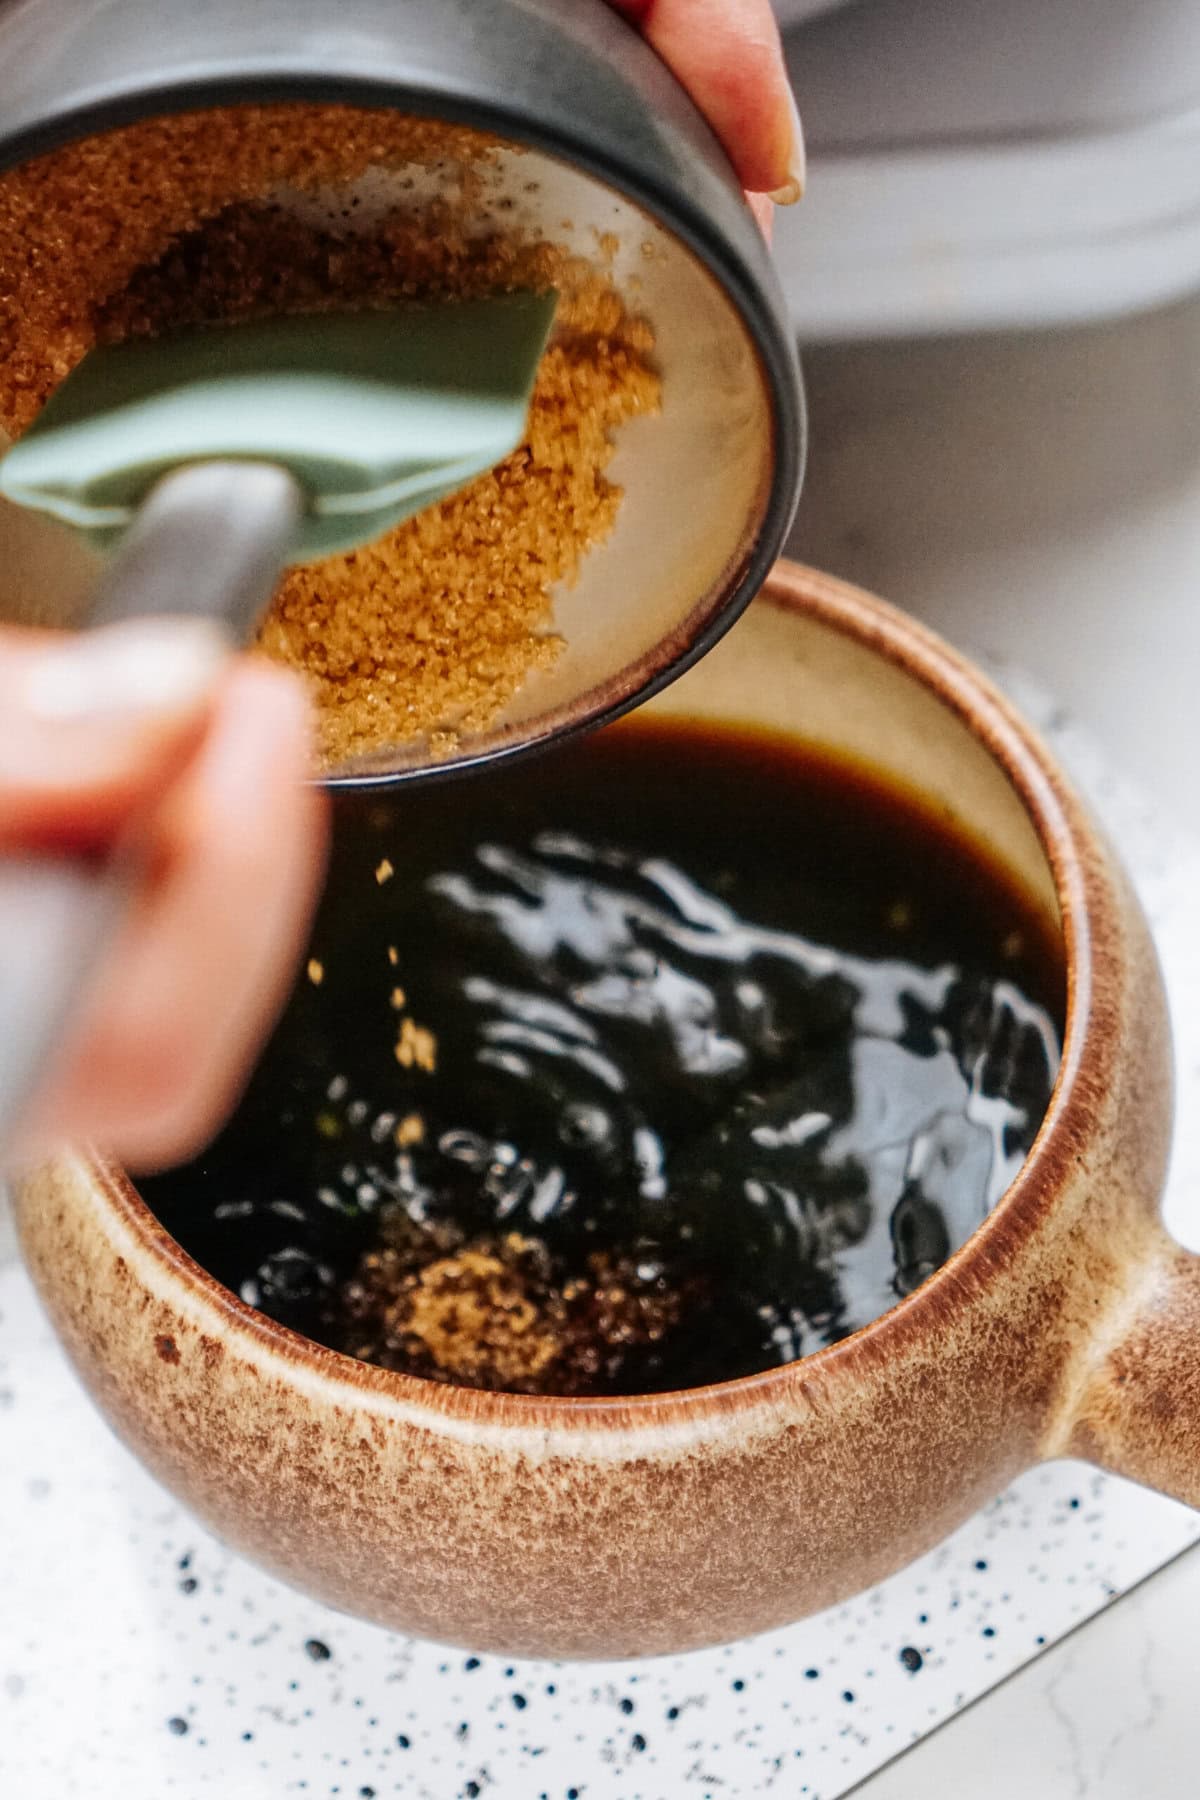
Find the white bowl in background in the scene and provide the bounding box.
[777,0,1200,339]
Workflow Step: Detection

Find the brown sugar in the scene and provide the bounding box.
[337,1210,703,1396]
[376,1238,562,1392]
[393,1016,437,1073]
[394,1113,425,1149]
[0,104,660,767]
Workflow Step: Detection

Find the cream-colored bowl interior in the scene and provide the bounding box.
[641,591,1061,932]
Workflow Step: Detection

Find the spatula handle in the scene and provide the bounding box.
[0,462,302,1163]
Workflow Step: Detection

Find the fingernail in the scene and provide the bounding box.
[769,85,806,206]
[23,619,230,725]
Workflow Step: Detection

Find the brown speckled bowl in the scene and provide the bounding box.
[14,563,1198,1659]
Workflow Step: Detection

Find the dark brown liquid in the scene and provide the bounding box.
[141,718,1064,1395]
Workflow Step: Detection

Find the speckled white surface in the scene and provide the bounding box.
[1,673,1198,1800]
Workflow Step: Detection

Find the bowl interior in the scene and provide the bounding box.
[650,585,1061,932]
[122,573,1069,1408]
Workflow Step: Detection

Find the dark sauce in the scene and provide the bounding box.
[141,719,1064,1395]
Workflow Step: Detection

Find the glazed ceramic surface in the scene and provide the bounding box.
[16,564,1197,1658]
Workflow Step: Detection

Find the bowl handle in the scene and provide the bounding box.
[1067,1227,1200,1504]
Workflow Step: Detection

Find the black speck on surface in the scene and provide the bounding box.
[618,1697,634,1716]
[917,1613,928,1624]
[465,1657,481,1672]
[178,1577,198,1596]
[397,1735,411,1750]
[666,1706,679,1721]
[1069,1497,1081,1510]
[304,1639,332,1662]
[732,1679,745,1692]
[512,1693,528,1711]
[805,1669,819,1681]
[178,1552,192,1571]
[242,1731,253,1742]
[975,1560,988,1571]
[465,1785,481,1800]
[899,1647,923,1673]
[166,1717,188,1736]
[630,1733,647,1753]
[360,1788,376,1797]
[982,1626,996,1639]
[842,1691,855,1703]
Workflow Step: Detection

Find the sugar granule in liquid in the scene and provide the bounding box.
[141,718,1064,1395]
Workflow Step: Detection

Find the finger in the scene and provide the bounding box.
[607,0,804,201]
[747,191,775,241]
[24,659,329,1171]
[0,619,229,854]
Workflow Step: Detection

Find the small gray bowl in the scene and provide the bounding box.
[0,0,804,783]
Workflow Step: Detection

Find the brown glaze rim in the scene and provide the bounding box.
[84,560,1108,1429]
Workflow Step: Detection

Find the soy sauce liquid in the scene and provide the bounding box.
[142,718,1065,1394]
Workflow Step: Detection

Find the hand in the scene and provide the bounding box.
[605,0,805,229]
[0,621,327,1172]
[0,6,797,1177]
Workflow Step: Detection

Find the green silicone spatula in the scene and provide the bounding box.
[0,292,558,559]
[0,290,557,1162]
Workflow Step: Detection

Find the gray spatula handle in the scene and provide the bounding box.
[0,462,303,1164]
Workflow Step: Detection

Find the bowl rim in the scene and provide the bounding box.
[83,558,1107,1430]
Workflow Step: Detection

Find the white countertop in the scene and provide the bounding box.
[855,1545,1200,1799]
[789,293,1200,1795]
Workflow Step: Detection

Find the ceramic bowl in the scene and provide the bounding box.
[16,563,1198,1658]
